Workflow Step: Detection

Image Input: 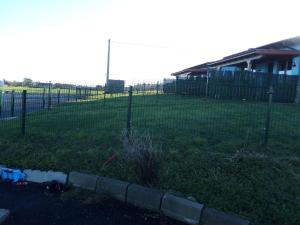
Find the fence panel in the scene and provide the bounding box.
[171,70,298,103]
[0,82,299,155]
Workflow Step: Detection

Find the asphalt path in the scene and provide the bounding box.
[0,182,180,225]
[0,91,89,119]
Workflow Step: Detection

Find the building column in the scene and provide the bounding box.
[273,61,279,74]
[246,60,252,71]
[284,60,289,75]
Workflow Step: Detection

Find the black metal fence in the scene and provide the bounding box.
[0,82,299,153]
[165,70,299,103]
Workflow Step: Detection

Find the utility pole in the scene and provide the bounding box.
[106,39,111,86]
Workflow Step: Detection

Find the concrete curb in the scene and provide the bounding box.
[201,207,250,225]
[0,165,250,225]
[127,184,164,212]
[67,171,249,225]
[68,171,99,191]
[161,193,204,225]
[24,169,68,184]
[96,177,130,202]
[0,209,10,224]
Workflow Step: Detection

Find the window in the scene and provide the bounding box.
[278,59,292,71]
[288,59,293,69]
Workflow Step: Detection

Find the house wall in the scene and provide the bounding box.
[220,59,299,75]
[210,41,300,76]
[220,66,241,75]
[253,42,300,76]
[291,56,300,75]
[289,43,300,103]
[255,63,268,73]
[290,43,300,75]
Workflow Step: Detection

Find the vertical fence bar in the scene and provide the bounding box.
[103,91,106,106]
[42,88,46,108]
[57,90,60,105]
[264,87,273,146]
[75,88,78,102]
[21,90,27,135]
[126,86,133,133]
[68,89,70,102]
[0,91,3,116]
[156,82,159,104]
[48,82,52,110]
[206,72,209,97]
[11,91,15,117]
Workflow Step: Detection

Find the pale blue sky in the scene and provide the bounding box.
[0,0,299,85]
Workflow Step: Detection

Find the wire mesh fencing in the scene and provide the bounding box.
[0,82,299,154]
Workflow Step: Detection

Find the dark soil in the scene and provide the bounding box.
[0,182,180,225]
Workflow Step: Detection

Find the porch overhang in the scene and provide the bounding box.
[207,49,300,68]
[171,64,210,76]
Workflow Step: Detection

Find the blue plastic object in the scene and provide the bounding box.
[0,168,25,182]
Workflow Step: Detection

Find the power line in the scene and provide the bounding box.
[111,40,200,52]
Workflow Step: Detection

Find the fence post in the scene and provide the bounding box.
[68,89,70,102]
[156,82,159,104]
[0,91,3,116]
[21,90,27,135]
[79,88,82,99]
[75,88,78,102]
[11,91,15,117]
[264,86,273,146]
[206,72,209,97]
[126,86,133,133]
[57,90,60,104]
[42,88,46,108]
[48,82,52,110]
[295,75,300,103]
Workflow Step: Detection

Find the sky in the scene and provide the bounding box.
[0,0,299,86]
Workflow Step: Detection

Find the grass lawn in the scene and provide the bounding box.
[0,93,299,225]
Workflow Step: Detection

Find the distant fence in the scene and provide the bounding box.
[0,86,99,119]
[164,70,299,103]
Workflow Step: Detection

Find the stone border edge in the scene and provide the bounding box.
[0,165,250,225]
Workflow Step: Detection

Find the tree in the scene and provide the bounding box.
[22,78,33,87]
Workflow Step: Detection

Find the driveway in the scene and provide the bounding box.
[0,91,88,119]
[0,182,179,225]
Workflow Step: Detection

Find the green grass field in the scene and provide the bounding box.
[0,93,299,225]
